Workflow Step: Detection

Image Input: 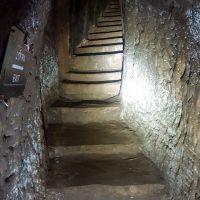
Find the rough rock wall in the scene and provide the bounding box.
[40,41,59,107]
[40,10,60,130]
[121,0,200,199]
[52,0,71,77]
[0,0,51,199]
[40,11,59,109]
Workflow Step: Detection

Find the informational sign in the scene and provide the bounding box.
[0,26,35,98]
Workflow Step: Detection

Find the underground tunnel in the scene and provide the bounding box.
[0,0,200,199]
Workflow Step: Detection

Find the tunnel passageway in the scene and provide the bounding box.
[45,1,168,199]
[0,0,200,199]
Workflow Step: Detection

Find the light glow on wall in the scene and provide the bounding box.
[121,59,182,135]
[122,63,153,113]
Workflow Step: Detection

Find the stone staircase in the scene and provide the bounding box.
[46,1,167,199]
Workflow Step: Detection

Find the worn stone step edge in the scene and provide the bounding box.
[105,8,121,12]
[110,2,120,5]
[60,81,121,101]
[103,12,121,17]
[75,44,123,55]
[88,31,122,40]
[109,5,120,9]
[110,3,120,6]
[49,100,121,107]
[48,143,141,159]
[47,184,167,200]
[81,38,123,47]
[62,72,121,82]
[98,20,121,24]
[62,79,121,84]
[97,21,122,27]
[51,97,120,107]
[98,16,122,22]
[89,26,122,34]
[70,53,123,72]
[105,9,121,13]
[47,106,121,124]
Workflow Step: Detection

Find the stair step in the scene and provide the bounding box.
[98,16,122,22]
[109,5,120,9]
[89,26,122,34]
[63,71,121,82]
[110,2,120,5]
[97,21,122,27]
[104,8,121,13]
[75,44,123,55]
[51,98,120,106]
[47,122,139,147]
[70,53,123,72]
[110,4,120,6]
[81,38,123,47]
[47,184,167,200]
[103,12,121,17]
[110,0,119,2]
[88,31,122,40]
[49,144,140,160]
[47,154,165,187]
[47,104,120,124]
[60,81,121,101]
[104,7,121,13]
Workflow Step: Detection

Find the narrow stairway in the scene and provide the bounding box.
[46,1,167,199]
